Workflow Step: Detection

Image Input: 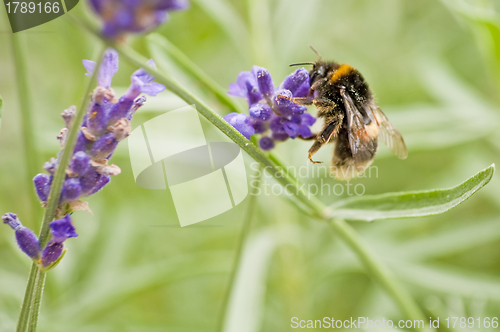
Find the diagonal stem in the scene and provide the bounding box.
[329,219,426,323]
[68,13,428,331]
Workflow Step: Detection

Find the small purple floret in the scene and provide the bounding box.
[259,137,275,151]
[90,175,111,195]
[108,97,134,125]
[49,215,78,243]
[253,66,274,99]
[125,60,166,100]
[70,152,90,176]
[249,103,272,121]
[33,173,51,202]
[91,133,118,161]
[83,49,119,89]
[280,68,310,97]
[61,178,82,202]
[41,242,64,267]
[2,213,41,259]
[228,71,262,105]
[224,113,255,140]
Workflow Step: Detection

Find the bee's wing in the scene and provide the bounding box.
[371,106,408,159]
[340,89,378,166]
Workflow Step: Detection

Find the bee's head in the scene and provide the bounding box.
[289,45,325,86]
[309,62,327,85]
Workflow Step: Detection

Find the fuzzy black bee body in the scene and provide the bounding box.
[291,57,407,180]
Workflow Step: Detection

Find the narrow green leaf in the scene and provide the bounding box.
[329,164,495,221]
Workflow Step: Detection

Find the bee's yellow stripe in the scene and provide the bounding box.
[330,64,354,82]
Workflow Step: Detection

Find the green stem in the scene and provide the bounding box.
[26,271,46,332]
[329,219,426,324]
[15,47,104,332]
[67,14,427,330]
[216,168,262,332]
[10,29,39,225]
[16,263,37,332]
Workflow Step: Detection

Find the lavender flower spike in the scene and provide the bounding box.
[2,213,41,260]
[89,0,190,39]
[3,51,165,268]
[227,66,315,150]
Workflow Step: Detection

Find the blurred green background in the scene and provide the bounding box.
[1,0,500,331]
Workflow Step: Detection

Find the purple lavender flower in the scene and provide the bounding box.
[69,151,91,176]
[223,113,255,140]
[41,242,64,268]
[90,175,111,195]
[89,0,190,40]
[227,67,316,150]
[60,178,82,202]
[3,49,165,267]
[41,215,78,267]
[259,136,275,150]
[33,173,51,202]
[48,215,78,243]
[83,49,119,89]
[79,170,101,195]
[124,60,166,100]
[2,213,41,260]
[228,71,262,105]
[253,66,274,100]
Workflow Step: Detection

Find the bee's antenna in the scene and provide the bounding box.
[309,45,321,60]
[289,62,315,67]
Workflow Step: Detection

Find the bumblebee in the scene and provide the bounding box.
[289,47,408,180]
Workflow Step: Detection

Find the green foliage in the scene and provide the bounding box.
[331,164,494,221]
[0,0,499,331]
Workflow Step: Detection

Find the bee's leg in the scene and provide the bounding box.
[307,114,343,164]
[314,98,336,118]
[290,97,314,106]
[298,134,317,140]
[317,114,343,143]
[308,140,324,164]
